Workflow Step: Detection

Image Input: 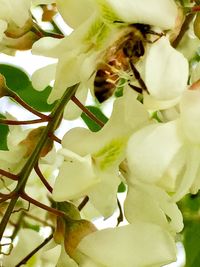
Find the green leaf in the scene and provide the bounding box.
[0,114,9,150]
[179,193,200,214]
[183,220,200,267]
[81,106,108,132]
[118,182,126,193]
[0,64,55,112]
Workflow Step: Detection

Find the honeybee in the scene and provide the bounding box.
[94,23,162,103]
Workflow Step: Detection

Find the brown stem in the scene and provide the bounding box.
[9,91,50,120]
[0,84,78,241]
[78,196,89,211]
[48,132,62,144]
[0,192,15,204]
[20,193,65,218]
[0,169,18,180]
[71,96,105,127]
[34,162,53,193]
[0,118,47,125]
[172,13,195,48]
[15,233,53,267]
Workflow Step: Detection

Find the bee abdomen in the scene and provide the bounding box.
[94,69,118,103]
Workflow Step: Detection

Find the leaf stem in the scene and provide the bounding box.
[48,132,62,144]
[71,95,105,127]
[0,118,47,125]
[0,169,18,180]
[21,193,65,218]
[172,13,195,48]
[34,162,53,193]
[8,90,50,120]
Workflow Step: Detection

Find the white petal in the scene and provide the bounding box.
[48,52,81,103]
[143,92,181,111]
[78,223,176,267]
[56,0,96,29]
[180,89,200,144]
[63,84,88,120]
[32,37,62,58]
[127,121,182,183]
[172,146,200,202]
[62,127,95,156]
[31,63,56,91]
[145,37,188,100]
[88,170,120,218]
[125,182,183,233]
[52,154,99,201]
[98,0,178,29]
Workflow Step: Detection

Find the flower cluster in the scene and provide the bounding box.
[0,0,200,266]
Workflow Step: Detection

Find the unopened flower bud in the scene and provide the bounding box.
[64,219,97,258]
[54,217,65,244]
[20,126,53,158]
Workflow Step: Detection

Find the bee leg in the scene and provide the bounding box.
[129,60,148,92]
[128,83,143,94]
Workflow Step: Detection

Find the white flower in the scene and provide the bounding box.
[143,36,188,109]
[124,180,183,233]
[126,89,200,202]
[52,90,149,217]
[97,0,178,30]
[32,0,180,118]
[56,0,96,29]
[78,222,177,267]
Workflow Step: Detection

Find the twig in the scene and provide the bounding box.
[48,132,62,144]
[172,13,195,48]
[15,233,53,267]
[0,169,18,180]
[71,96,105,128]
[20,193,66,218]
[78,196,89,211]
[0,118,46,125]
[0,84,79,240]
[8,90,50,121]
[0,192,15,204]
[34,162,53,193]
